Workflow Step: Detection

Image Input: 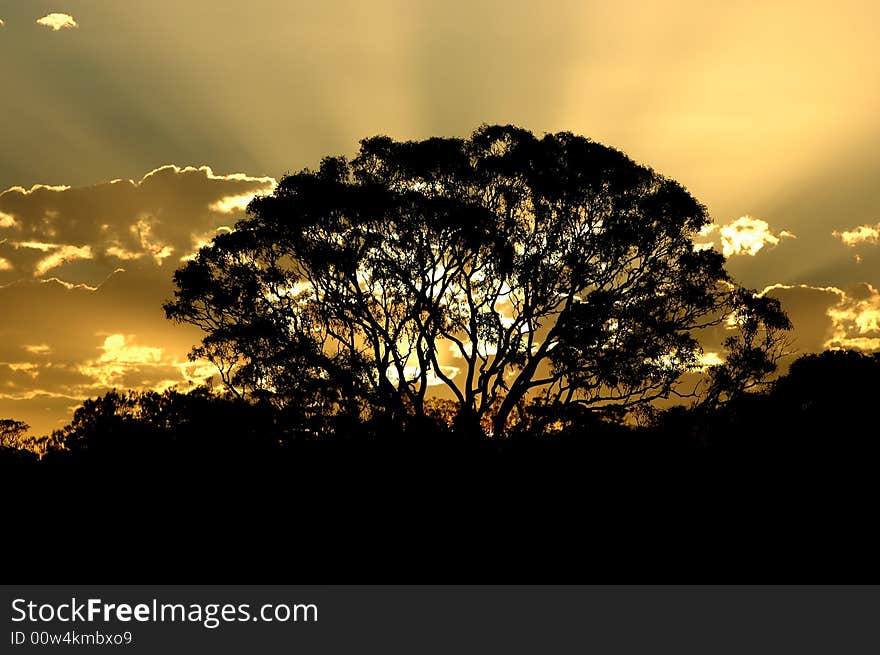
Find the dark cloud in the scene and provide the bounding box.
[0,166,275,284]
[761,283,880,354]
[0,165,274,434]
[760,284,844,354]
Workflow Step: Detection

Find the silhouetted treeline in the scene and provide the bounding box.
[3,349,879,581]
[4,349,877,463]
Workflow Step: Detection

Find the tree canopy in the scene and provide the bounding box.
[165,125,789,435]
[0,418,30,449]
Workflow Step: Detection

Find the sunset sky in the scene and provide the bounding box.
[1,1,878,435]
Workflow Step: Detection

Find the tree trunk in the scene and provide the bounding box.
[491,358,541,436]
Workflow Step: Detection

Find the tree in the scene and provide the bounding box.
[0,418,59,457]
[56,387,284,454]
[697,291,792,409]
[165,125,789,435]
[0,419,30,449]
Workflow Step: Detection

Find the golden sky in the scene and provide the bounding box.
[1,1,878,434]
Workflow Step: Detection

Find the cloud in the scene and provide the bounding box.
[0,165,276,284]
[4,362,39,376]
[78,334,165,387]
[33,244,93,276]
[0,262,216,435]
[104,246,142,261]
[4,184,70,194]
[833,222,880,247]
[127,217,174,264]
[39,276,100,291]
[77,332,216,396]
[13,241,55,252]
[761,283,880,354]
[209,192,262,214]
[825,283,880,351]
[698,215,795,257]
[36,13,78,31]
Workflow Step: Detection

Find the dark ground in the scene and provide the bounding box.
[3,350,878,583]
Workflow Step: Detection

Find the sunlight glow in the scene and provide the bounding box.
[210,190,272,214]
[385,364,460,387]
[699,351,725,368]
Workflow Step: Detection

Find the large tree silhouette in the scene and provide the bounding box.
[165,125,789,435]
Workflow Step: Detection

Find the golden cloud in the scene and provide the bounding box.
[33,244,93,276]
[833,222,880,247]
[13,241,56,252]
[39,277,100,291]
[78,334,164,387]
[0,165,276,284]
[0,211,17,228]
[104,246,143,261]
[130,217,174,265]
[699,215,796,257]
[0,389,82,402]
[5,184,70,194]
[75,333,216,392]
[761,283,880,354]
[4,362,39,378]
[0,270,217,434]
[825,283,880,351]
[147,165,275,189]
[2,237,229,434]
[210,191,268,214]
[35,13,78,31]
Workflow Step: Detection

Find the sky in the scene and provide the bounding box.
[1,1,878,434]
